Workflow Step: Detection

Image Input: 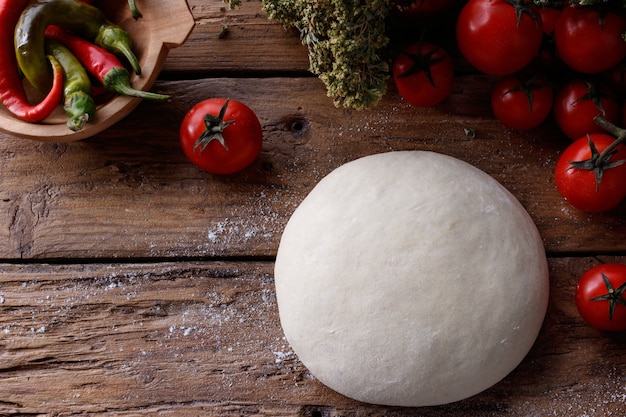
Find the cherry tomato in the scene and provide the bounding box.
[553,79,620,140]
[576,264,626,332]
[456,0,543,76]
[554,133,626,212]
[392,41,454,107]
[179,98,263,175]
[555,4,626,74]
[490,74,554,130]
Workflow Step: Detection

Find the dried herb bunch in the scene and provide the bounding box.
[227,0,393,110]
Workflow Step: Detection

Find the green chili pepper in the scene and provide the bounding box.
[128,0,142,19]
[45,37,96,131]
[15,0,141,93]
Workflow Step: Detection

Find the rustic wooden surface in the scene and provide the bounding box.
[1,1,625,416]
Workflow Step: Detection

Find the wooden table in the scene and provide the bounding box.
[1,1,625,415]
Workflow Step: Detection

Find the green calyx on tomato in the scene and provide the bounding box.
[504,74,550,113]
[588,273,626,322]
[193,99,236,153]
[572,81,611,119]
[506,0,541,27]
[392,41,454,107]
[567,133,626,192]
[397,43,447,87]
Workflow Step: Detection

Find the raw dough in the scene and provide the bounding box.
[274,151,549,407]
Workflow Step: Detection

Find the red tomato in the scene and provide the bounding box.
[490,74,554,130]
[456,0,543,76]
[392,42,454,107]
[576,264,626,332]
[393,0,458,20]
[555,4,626,74]
[179,98,263,175]
[554,133,626,212]
[553,79,620,140]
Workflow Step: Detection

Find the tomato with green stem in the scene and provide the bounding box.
[392,41,454,107]
[179,98,263,175]
[553,78,620,140]
[576,263,626,332]
[554,3,626,74]
[490,73,554,130]
[456,0,543,76]
[554,118,626,212]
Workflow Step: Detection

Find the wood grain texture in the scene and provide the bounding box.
[0,258,625,416]
[0,1,625,415]
[164,0,310,75]
[1,76,625,259]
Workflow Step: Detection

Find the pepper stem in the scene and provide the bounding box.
[64,91,96,131]
[102,68,170,101]
[97,26,142,75]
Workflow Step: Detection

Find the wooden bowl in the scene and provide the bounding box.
[0,0,194,142]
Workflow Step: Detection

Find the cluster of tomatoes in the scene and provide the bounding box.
[392,0,626,333]
[392,0,626,214]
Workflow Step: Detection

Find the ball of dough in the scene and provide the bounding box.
[274,151,549,407]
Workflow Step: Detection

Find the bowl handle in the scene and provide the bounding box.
[151,0,195,48]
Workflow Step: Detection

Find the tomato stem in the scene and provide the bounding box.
[505,0,541,28]
[594,115,626,161]
[398,42,446,88]
[567,115,626,191]
[194,100,235,153]
[588,272,626,321]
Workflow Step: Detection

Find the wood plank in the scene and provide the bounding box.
[164,0,310,74]
[1,77,624,260]
[0,257,625,416]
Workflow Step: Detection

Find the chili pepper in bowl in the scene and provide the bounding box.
[128,0,142,19]
[0,0,63,122]
[45,38,96,131]
[45,25,170,101]
[15,0,141,93]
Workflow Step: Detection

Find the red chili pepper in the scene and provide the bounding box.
[45,25,170,101]
[0,0,63,122]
